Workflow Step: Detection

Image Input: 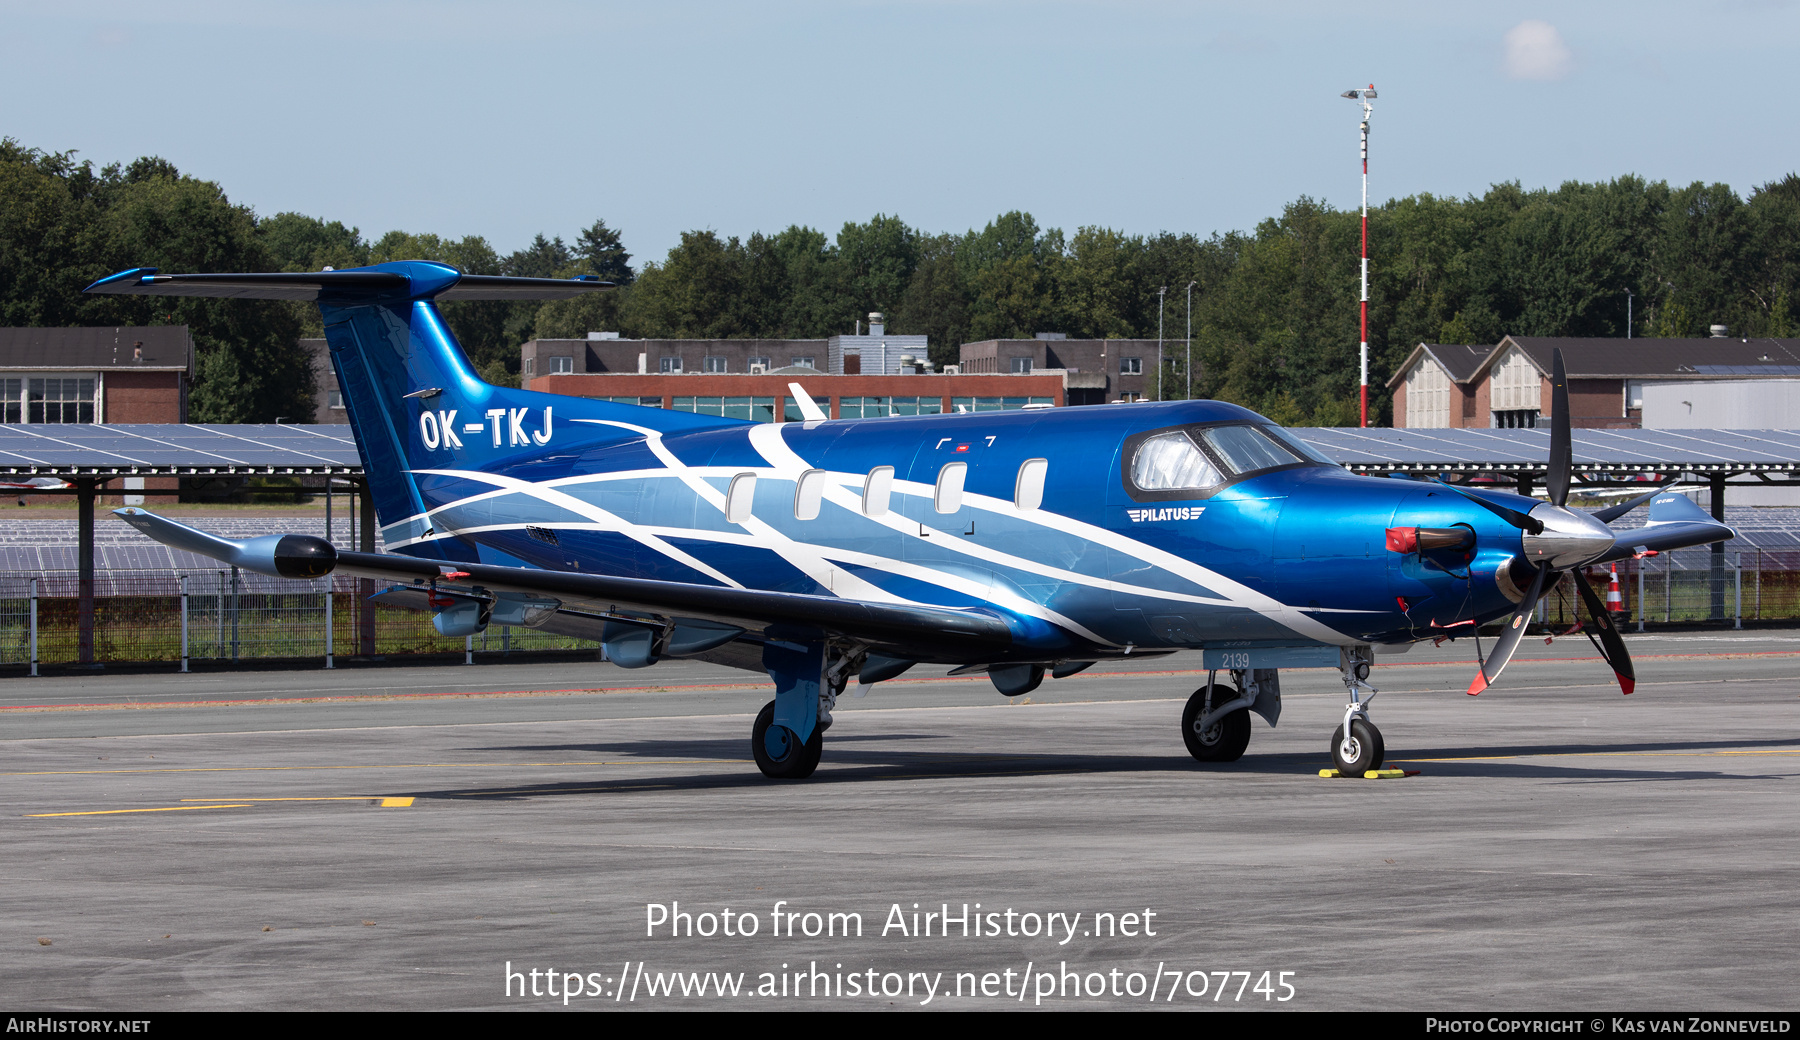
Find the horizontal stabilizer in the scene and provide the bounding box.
[1595,520,1736,562]
[84,263,612,302]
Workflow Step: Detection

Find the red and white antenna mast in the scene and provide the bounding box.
[1342,84,1376,427]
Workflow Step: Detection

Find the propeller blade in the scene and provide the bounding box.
[1572,569,1636,694]
[1590,480,1678,524]
[1547,348,1571,508]
[1468,563,1551,695]
[1434,478,1545,534]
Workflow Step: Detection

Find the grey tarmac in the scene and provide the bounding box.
[3,632,1799,1011]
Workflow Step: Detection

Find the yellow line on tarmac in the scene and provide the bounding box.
[0,760,719,778]
[27,804,252,818]
[1400,748,1800,763]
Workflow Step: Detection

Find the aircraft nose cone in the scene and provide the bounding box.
[1522,503,1615,569]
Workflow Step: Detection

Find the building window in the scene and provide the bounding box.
[659,356,683,374]
[549,356,574,374]
[790,356,816,369]
[1493,409,1539,429]
[748,356,771,371]
[1120,357,1143,375]
[24,377,96,423]
[951,397,1038,412]
[1118,392,1143,403]
[328,389,344,410]
[523,358,534,376]
[703,356,728,373]
[671,396,777,422]
[1010,357,1033,373]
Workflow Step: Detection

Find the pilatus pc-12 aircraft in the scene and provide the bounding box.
[89,262,1736,779]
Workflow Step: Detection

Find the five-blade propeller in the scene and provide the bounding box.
[1425,348,1641,697]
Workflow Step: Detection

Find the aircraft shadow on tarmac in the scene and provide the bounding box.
[398,735,1797,801]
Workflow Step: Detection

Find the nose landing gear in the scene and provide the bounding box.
[1331,646,1384,775]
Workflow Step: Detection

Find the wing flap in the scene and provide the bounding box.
[334,549,1012,656]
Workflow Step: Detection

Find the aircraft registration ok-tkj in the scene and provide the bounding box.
[87,262,1736,778]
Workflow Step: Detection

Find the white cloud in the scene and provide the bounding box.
[1502,19,1574,80]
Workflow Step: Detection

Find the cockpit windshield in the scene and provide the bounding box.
[1198,425,1302,476]
[1127,423,1331,497]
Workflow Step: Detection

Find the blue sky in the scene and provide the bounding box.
[4,1,1797,263]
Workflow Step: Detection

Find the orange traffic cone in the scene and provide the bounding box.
[1607,564,1624,617]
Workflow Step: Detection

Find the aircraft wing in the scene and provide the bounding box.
[113,508,1016,661]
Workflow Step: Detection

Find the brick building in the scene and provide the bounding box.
[0,325,195,503]
[1390,334,1800,429]
[958,336,1158,405]
[526,371,1062,419]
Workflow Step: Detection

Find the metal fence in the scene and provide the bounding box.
[1540,546,1786,630]
[2,546,1793,674]
[0,570,600,673]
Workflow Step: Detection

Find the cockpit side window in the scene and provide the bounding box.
[1131,431,1223,491]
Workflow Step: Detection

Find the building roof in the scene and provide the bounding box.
[0,326,194,372]
[1477,336,1800,382]
[1295,426,1800,475]
[1386,343,1490,388]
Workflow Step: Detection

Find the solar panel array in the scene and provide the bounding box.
[1293,427,1800,473]
[0,424,362,476]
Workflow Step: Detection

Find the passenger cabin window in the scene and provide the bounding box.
[863,466,893,517]
[1015,458,1048,511]
[794,469,825,520]
[726,472,756,523]
[1131,432,1222,491]
[935,462,966,514]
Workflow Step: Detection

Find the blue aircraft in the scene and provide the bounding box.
[87,262,1736,778]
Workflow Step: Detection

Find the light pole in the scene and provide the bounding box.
[1624,288,1634,339]
[1155,286,1168,401]
[1342,84,1376,427]
[1185,280,1197,400]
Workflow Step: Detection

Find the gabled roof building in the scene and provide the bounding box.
[1389,335,1800,429]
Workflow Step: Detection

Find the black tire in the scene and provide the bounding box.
[1182,686,1252,763]
[1330,718,1384,775]
[751,700,823,780]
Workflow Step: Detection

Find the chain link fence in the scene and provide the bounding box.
[0,570,599,672]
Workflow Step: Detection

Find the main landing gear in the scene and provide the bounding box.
[1331,646,1384,775]
[753,700,822,779]
[1182,675,1252,762]
[1181,668,1280,763]
[751,638,852,780]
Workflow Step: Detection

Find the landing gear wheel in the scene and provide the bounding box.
[1330,718,1384,775]
[1182,686,1251,763]
[751,700,823,779]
